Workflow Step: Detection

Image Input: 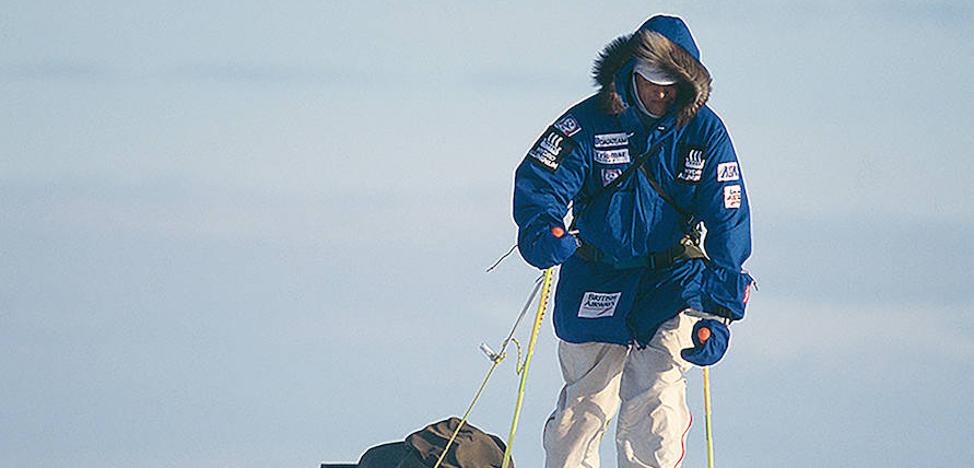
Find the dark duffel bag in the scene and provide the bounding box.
[352,417,512,468]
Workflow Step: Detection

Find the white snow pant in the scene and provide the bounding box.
[543,312,698,468]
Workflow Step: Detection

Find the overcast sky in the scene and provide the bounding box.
[2,1,973,467]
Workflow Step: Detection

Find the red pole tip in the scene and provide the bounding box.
[697,326,712,343]
[550,227,565,238]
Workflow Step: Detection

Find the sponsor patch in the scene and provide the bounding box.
[594,132,631,148]
[717,162,740,182]
[594,148,630,165]
[601,168,623,186]
[676,145,707,184]
[554,115,581,137]
[578,292,622,318]
[723,185,742,209]
[526,127,576,172]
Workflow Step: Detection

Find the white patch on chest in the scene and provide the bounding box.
[578,292,622,318]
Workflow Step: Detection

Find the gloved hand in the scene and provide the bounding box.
[680,319,730,366]
[526,226,577,269]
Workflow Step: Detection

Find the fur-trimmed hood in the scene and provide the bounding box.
[592,15,712,126]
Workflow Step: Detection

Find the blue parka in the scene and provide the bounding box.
[513,16,753,346]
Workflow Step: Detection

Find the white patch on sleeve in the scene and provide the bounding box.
[676,147,706,183]
[554,115,581,137]
[578,292,622,318]
[717,162,740,182]
[723,185,742,209]
[528,130,570,171]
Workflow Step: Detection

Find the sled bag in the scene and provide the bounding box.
[357,417,512,468]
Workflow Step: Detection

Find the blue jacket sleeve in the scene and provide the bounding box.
[692,122,753,320]
[513,123,589,269]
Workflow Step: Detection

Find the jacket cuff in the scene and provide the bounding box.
[516,215,569,269]
[700,265,753,321]
[684,308,732,325]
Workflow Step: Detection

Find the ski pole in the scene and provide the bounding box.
[698,326,715,468]
[501,265,556,468]
[703,366,715,468]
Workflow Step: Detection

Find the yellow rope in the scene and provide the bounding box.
[502,267,556,468]
[432,273,545,468]
[431,334,529,468]
[432,359,502,468]
[511,338,523,375]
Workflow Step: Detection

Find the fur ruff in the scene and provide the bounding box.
[592,30,712,126]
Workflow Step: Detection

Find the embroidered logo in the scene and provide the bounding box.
[723,185,742,209]
[594,132,631,148]
[578,292,622,318]
[526,127,577,172]
[717,162,740,182]
[602,168,623,186]
[594,148,630,165]
[554,115,581,137]
[677,145,706,184]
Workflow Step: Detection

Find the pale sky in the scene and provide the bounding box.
[2,1,973,467]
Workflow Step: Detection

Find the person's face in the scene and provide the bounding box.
[634,73,678,117]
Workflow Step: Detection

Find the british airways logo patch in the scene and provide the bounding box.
[677,145,707,184]
[578,292,622,318]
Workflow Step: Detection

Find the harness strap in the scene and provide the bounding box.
[576,241,696,270]
[638,162,707,249]
[638,163,693,225]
